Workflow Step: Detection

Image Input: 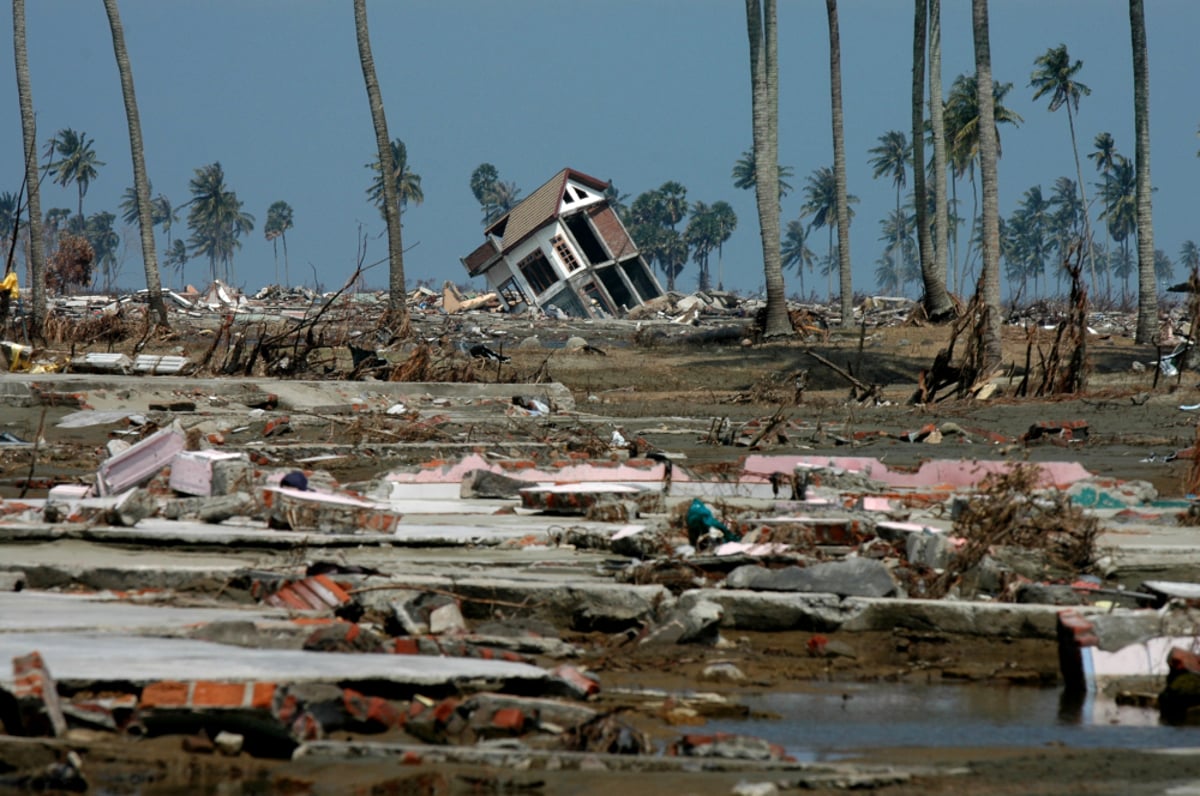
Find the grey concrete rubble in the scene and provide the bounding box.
[0,368,1198,784]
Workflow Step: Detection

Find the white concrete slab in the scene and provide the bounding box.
[0,591,287,634]
[0,632,548,688]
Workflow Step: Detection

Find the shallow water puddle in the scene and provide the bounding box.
[705,681,1196,762]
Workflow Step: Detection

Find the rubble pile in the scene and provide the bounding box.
[0,282,1198,788]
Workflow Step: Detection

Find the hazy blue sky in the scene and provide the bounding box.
[2,1,1198,300]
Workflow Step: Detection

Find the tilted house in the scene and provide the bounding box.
[460,168,663,318]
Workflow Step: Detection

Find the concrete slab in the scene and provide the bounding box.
[0,632,549,689]
[0,591,286,634]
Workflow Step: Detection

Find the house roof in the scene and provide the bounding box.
[487,168,610,255]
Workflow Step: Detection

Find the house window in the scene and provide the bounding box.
[551,235,582,273]
[517,249,558,294]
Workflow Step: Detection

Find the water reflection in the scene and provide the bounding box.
[704,682,1192,762]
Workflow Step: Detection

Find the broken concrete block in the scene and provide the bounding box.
[169,450,250,497]
[262,486,402,534]
[1067,478,1157,509]
[548,665,600,700]
[520,483,648,514]
[697,661,746,684]
[58,488,155,527]
[70,352,132,374]
[11,651,67,737]
[668,732,792,761]
[95,424,186,496]
[162,492,254,524]
[906,529,952,570]
[0,571,25,591]
[460,469,531,500]
[726,558,900,598]
[428,602,467,635]
[641,598,723,647]
[213,730,245,756]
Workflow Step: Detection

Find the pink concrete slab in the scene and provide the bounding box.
[741,455,1093,489]
[95,426,186,496]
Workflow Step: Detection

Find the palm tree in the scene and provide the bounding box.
[603,181,630,219]
[869,130,912,288]
[878,206,919,295]
[469,163,521,225]
[923,0,954,319]
[629,185,691,291]
[801,166,858,299]
[658,181,688,230]
[45,128,104,224]
[781,216,816,299]
[746,0,788,335]
[1129,0,1156,343]
[471,162,499,222]
[731,149,794,198]
[710,200,737,290]
[943,73,1022,293]
[486,181,521,223]
[1154,248,1173,292]
[825,0,853,324]
[366,138,423,217]
[1030,44,1097,297]
[84,211,120,292]
[264,200,294,286]
[103,0,165,325]
[1180,240,1200,275]
[13,0,46,329]
[973,0,1002,370]
[1049,175,1085,294]
[354,0,407,333]
[1010,185,1051,299]
[163,238,188,290]
[686,201,720,291]
[1099,158,1136,302]
[185,162,254,284]
[1088,132,1121,297]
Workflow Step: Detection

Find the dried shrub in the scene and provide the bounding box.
[43,306,140,346]
[387,342,476,383]
[46,235,94,294]
[927,463,1099,599]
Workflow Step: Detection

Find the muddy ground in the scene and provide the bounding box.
[1,308,1198,794]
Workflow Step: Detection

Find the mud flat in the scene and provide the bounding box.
[2,307,1200,794]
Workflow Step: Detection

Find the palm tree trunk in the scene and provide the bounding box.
[746,0,789,336]
[972,0,1002,370]
[1064,104,1099,303]
[827,0,853,324]
[1130,0,1156,343]
[911,0,930,298]
[924,0,954,319]
[103,0,167,328]
[354,0,409,336]
[12,0,45,333]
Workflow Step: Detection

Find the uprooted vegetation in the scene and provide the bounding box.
[924,463,1101,599]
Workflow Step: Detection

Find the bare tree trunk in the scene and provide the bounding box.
[827,0,853,325]
[924,0,954,321]
[354,0,409,336]
[1131,0,1157,343]
[12,0,45,333]
[103,0,166,328]
[746,0,789,337]
[972,0,1002,369]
